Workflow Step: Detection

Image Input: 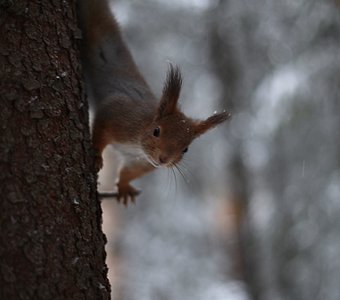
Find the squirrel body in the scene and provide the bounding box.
[78,0,230,204]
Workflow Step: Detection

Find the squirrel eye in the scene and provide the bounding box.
[182,147,188,154]
[153,127,160,137]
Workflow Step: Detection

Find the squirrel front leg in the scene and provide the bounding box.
[92,118,110,172]
[117,161,155,205]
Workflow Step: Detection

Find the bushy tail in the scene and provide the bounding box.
[77,0,148,108]
[77,0,121,51]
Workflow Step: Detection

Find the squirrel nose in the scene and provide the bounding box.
[159,155,169,165]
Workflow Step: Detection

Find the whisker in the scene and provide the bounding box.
[179,161,195,179]
[162,165,178,209]
[165,167,170,197]
[166,166,174,197]
[170,165,178,195]
[173,163,189,186]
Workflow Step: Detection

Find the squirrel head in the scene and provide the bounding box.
[141,64,231,168]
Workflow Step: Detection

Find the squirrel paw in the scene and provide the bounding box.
[116,183,141,206]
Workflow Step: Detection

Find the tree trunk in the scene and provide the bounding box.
[208,1,255,297]
[0,1,110,299]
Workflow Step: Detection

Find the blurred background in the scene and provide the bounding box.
[97,0,340,299]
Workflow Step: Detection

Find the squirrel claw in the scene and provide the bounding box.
[116,184,140,206]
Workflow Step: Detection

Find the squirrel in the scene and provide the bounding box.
[77,0,231,205]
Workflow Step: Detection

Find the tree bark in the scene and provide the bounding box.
[0,1,110,299]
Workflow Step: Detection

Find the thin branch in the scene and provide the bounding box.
[98,192,119,199]
[97,190,140,200]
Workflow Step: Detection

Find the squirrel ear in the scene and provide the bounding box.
[194,111,231,136]
[158,64,182,118]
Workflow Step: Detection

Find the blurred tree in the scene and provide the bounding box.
[208,0,253,290]
[0,1,110,299]
[209,0,340,299]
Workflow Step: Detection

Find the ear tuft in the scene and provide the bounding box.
[158,64,182,117]
[195,111,231,136]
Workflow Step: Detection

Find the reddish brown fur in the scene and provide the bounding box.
[78,0,231,204]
